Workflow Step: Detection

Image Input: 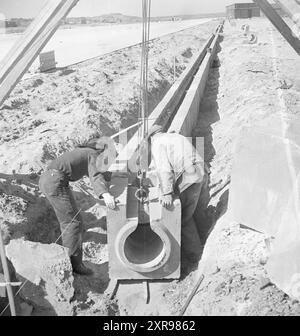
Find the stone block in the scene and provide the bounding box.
[228,119,300,237]
[228,116,300,300]
[6,239,74,316]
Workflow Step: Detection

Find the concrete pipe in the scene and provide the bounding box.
[115,221,172,273]
[248,33,258,44]
[243,24,250,36]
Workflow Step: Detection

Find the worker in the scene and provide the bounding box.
[146,125,206,264]
[39,137,116,276]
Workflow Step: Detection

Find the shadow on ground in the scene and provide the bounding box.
[192,38,225,246]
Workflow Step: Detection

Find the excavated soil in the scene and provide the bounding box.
[186,17,300,316]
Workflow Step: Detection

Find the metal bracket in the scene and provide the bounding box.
[0,282,22,287]
[106,279,151,304]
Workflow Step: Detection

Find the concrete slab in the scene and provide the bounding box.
[228,115,300,301]
[228,117,300,237]
[266,211,300,301]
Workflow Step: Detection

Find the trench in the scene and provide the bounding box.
[192,48,227,244]
[115,55,222,281]
[112,31,225,317]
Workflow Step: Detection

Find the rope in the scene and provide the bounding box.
[138,0,151,163]
[110,121,143,140]
[137,0,152,200]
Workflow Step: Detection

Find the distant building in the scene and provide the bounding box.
[226,3,261,19]
[10,18,32,27]
[1,20,18,28]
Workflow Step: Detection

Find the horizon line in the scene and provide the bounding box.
[3,11,226,20]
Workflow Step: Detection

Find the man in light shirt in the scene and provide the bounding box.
[147,125,207,263]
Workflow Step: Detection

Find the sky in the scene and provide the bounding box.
[0,0,256,19]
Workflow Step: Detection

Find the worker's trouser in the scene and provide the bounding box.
[194,172,210,241]
[179,182,203,261]
[39,169,83,257]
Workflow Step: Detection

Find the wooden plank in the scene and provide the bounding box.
[275,0,300,18]
[0,0,79,107]
[274,0,300,34]
[253,0,300,54]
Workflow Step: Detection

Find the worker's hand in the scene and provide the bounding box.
[160,194,173,209]
[102,193,116,209]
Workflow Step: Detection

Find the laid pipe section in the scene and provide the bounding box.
[168,24,222,136]
[109,30,217,173]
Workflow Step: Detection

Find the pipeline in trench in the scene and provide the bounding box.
[117,39,224,275]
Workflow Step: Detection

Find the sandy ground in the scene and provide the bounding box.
[186,17,300,316]
[1,16,300,316]
[0,19,212,70]
[0,19,219,316]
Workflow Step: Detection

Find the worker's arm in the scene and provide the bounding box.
[88,152,116,209]
[152,141,175,209]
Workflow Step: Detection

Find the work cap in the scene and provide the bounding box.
[147,124,163,138]
[78,136,107,151]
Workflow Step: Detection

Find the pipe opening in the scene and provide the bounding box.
[123,223,165,265]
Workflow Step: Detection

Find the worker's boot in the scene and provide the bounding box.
[70,250,93,276]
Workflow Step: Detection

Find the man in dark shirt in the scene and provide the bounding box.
[39,138,116,276]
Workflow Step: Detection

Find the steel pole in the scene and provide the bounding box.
[0,229,16,316]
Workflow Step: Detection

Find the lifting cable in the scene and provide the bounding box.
[139,0,151,141]
[137,0,152,201]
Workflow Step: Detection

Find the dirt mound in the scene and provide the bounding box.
[6,240,74,316]
[186,18,300,316]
